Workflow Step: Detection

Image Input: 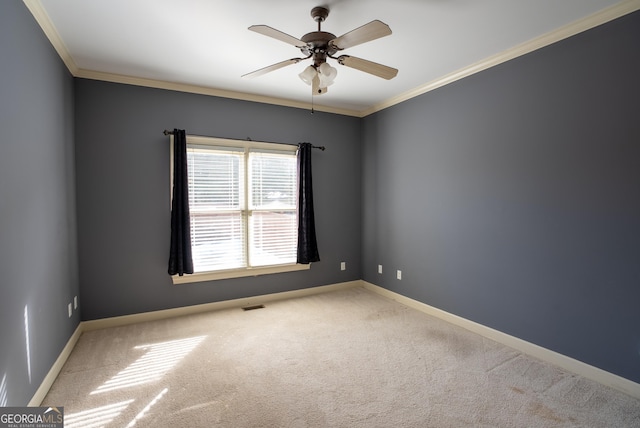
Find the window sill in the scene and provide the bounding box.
[171,263,311,284]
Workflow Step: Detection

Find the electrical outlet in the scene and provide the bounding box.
[378,264,383,274]
[397,270,402,280]
[340,261,346,271]
[74,296,78,309]
[68,303,72,318]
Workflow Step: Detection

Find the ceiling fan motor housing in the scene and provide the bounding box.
[300,7,339,67]
[301,31,338,66]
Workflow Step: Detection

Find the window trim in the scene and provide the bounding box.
[172,263,310,284]
[170,135,308,285]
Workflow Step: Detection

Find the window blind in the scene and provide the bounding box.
[186,144,297,273]
[248,151,297,267]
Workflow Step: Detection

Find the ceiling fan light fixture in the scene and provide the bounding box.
[298,65,317,85]
[300,64,333,95]
[311,74,327,95]
[317,62,337,88]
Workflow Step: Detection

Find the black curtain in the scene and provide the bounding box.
[297,143,320,264]
[168,129,194,276]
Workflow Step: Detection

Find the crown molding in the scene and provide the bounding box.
[75,69,361,117]
[361,0,640,117]
[23,0,79,75]
[22,1,359,117]
[25,0,640,118]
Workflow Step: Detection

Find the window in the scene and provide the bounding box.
[172,136,308,283]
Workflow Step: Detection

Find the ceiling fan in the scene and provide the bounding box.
[242,6,398,95]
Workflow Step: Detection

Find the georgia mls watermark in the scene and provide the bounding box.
[0,407,63,428]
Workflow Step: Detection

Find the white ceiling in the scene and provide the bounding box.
[26,0,638,116]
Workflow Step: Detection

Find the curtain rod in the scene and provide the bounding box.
[162,130,325,151]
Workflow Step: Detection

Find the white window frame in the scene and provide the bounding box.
[170,135,309,284]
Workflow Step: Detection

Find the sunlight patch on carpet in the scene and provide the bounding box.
[65,399,134,428]
[91,336,205,394]
[125,387,168,427]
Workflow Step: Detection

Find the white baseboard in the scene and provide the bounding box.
[31,279,639,405]
[29,324,83,406]
[361,281,640,400]
[83,281,361,331]
[31,281,360,405]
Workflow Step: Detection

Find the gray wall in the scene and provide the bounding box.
[0,2,80,405]
[74,80,362,320]
[3,1,639,406]
[362,11,640,383]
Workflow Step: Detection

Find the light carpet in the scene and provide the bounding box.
[42,286,640,427]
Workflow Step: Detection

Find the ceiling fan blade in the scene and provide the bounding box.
[337,55,398,80]
[248,25,307,48]
[330,20,391,51]
[242,58,302,78]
